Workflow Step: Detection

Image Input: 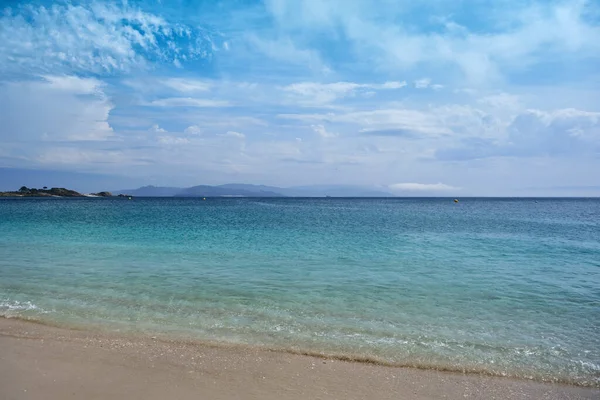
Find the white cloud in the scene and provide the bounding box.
[280,108,451,136]
[36,147,136,166]
[282,81,407,106]
[205,116,268,128]
[311,124,338,138]
[429,104,501,139]
[0,3,211,74]
[219,131,246,139]
[149,124,167,133]
[0,76,113,142]
[414,78,431,89]
[161,78,212,93]
[285,81,359,94]
[150,98,230,107]
[413,79,443,90]
[389,182,459,191]
[262,0,600,83]
[282,82,361,105]
[508,108,600,151]
[436,107,600,160]
[158,136,191,145]
[42,75,104,94]
[184,125,203,135]
[380,81,407,89]
[250,140,302,157]
[245,35,327,72]
[477,93,521,112]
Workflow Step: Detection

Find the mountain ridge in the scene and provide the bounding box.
[114,184,396,197]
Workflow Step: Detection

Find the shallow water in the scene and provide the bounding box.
[1,197,599,386]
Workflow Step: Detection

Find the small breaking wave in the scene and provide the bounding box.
[1,311,598,388]
[0,299,48,317]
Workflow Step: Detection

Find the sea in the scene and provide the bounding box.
[1,197,599,386]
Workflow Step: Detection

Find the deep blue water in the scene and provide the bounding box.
[1,197,599,386]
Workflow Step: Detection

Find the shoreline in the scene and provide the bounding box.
[1,317,598,399]
[3,314,597,389]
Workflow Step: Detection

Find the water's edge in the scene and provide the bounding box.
[3,314,598,389]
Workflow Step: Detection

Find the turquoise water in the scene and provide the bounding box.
[1,198,599,386]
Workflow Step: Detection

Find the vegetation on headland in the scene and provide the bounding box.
[0,187,132,198]
[0,186,83,197]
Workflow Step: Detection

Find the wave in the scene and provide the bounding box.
[0,299,46,314]
[1,313,598,388]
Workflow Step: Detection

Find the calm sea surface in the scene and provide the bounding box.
[1,198,599,386]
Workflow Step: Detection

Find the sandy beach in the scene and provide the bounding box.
[0,318,597,400]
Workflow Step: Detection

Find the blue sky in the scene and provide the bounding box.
[1,0,599,195]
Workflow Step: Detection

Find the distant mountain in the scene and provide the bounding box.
[114,183,396,197]
[217,183,285,193]
[281,185,395,197]
[114,185,182,197]
[176,185,285,197]
[214,183,395,197]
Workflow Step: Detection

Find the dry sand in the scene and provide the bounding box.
[0,318,598,400]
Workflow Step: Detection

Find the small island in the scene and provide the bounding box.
[90,191,113,197]
[0,186,133,198]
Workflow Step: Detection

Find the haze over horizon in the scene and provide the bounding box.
[1,0,599,196]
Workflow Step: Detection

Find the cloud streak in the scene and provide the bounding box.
[282,81,407,105]
[150,98,230,107]
[389,183,459,192]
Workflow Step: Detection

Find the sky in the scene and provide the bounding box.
[1,0,599,195]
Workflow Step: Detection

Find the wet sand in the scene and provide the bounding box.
[0,318,598,400]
